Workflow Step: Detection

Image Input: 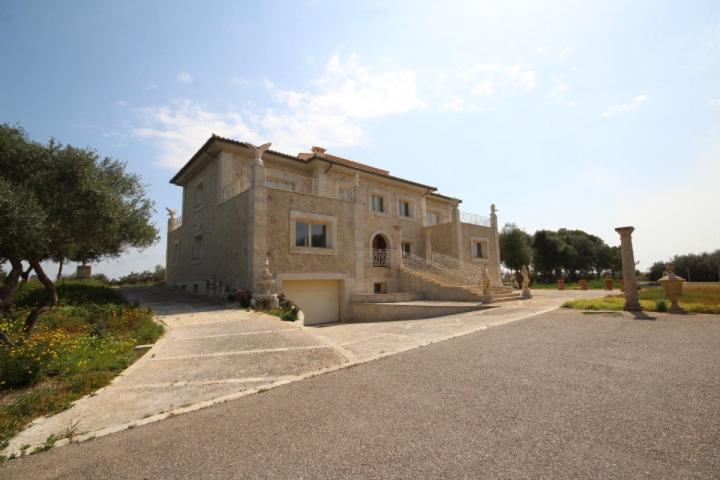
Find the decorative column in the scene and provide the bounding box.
[352,173,366,292]
[424,230,432,260]
[615,226,642,311]
[249,143,271,295]
[490,204,502,285]
[452,205,463,259]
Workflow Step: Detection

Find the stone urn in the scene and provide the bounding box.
[659,270,686,313]
[604,278,613,291]
[579,279,588,290]
[557,278,565,291]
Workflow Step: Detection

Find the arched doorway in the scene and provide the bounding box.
[371,234,390,267]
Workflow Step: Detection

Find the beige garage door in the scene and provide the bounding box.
[282,280,340,325]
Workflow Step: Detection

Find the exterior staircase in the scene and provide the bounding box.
[399,253,524,303]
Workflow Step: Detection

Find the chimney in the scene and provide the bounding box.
[311,146,327,155]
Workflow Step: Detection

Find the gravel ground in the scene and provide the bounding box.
[2,309,719,479]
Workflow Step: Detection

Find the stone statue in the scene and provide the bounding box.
[481,266,493,304]
[254,256,279,309]
[249,142,272,167]
[165,207,176,219]
[521,265,532,299]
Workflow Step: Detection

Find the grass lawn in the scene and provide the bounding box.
[532,279,622,290]
[0,279,163,456]
[562,283,720,314]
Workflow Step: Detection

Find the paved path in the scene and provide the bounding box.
[3,287,605,456]
[2,308,718,479]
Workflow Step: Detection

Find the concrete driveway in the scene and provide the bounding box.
[3,307,718,479]
[4,286,607,456]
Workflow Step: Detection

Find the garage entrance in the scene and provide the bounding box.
[282,280,340,325]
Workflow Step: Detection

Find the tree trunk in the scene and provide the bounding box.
[56,259,64,281]
[0,258,23,312]
[19,264,33,285]
[22,261,57,336]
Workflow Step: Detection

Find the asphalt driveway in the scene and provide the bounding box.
[3,308,718,479]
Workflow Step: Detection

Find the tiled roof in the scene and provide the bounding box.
[298,150,390,176]
[170,135,459,202]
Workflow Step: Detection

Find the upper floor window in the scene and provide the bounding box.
[399,200,411,217]
[427,211,439,225]
[192,234,203,260]
[295,222,328,248]
[473,240,488,259]
[172,241,180,265]
[193,181,205,209]
[371,194,385,213]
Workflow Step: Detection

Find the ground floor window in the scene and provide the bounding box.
[295,222,328,248]
[401,241,412,257]
[374,282,387,294]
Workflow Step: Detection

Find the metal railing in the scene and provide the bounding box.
[459,211,491,226]
[265,168,317,194]
[400,252,472,287]
[367,248,393,267]
[431,251,485,287]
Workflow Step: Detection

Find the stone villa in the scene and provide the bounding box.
[166,135,519,324]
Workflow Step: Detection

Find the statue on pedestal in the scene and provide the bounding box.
[254,256,279,309]
[481,266,493,304]
[521,265,532,299]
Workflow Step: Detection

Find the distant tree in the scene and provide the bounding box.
[499,223,533,282]
[647,261,667,281]
[532,230,569,282]
[0,124,158,341]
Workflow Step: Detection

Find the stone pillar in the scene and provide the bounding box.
[352,173,366,293]
[452,205,463,259]
[424,229,432,260]
[249,143,271,295]
[490,204,502,285]
[615,226,642,311]
[420,194,428,226]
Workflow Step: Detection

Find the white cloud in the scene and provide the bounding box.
[135,55,424,168]
[134,100,262,169]
[601,94,649,118]
[176,72,193,84]
[435,61,538,111]
[535,46,575,59]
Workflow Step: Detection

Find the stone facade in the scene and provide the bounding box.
[166,135,503,321]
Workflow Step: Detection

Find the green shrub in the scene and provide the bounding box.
[655,299,668,312]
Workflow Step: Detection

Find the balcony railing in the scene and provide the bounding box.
[367,248,393,267]
[459,210,491,226]
[264,168,317,194]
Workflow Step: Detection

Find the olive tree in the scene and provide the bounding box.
[0,124,158,341]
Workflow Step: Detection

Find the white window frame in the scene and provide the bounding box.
[290,211,338,256]
[426,210,439,225]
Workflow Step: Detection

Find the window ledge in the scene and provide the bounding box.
[290,246,338,256]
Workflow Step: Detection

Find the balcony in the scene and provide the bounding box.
[459,210,490,226]
[367,248,393,267]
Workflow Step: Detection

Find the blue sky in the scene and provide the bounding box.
[1,0,719,277]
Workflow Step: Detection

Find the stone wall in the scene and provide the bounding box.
[166,156,252,295]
